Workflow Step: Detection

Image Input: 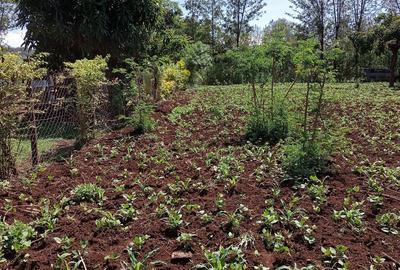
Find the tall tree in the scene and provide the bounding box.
[0,0,15,42]
[290,0,329,51]
[15,0,162,67]
[374,13,400,87]
[203,0,224,50]
[184,0,224,51]
[224,0,266,47]
[330,0,347,40]
[348,0,377,76]
[384,0,400,13]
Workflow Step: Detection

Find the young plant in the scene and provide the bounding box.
[0,220,37,257]
[307,175,328,212]
[198,245,246,270]
[54,236,75,251]
[261,229,289,253]
[95,211,121,230]
[333,198,365,233]
[71,183,105,203]
[132,235,150,250]
[215,193,225,211]
[120,101,155,135]
[117,204,139,223]
[260,207,280,229]
[321,245,349,270]
[165,208,183,230]
[375,212,400,235]
[122,247,158,270]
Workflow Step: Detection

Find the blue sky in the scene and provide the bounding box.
[4,0,292,47]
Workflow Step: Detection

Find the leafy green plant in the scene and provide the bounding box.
[307,176,328,212]
[333,198,364,233]
[376,212,400,234]
[71,183,105,203]
[260,206,280,229]
[118,204,139,223]
[321,245,349,270]
[0,53,47,179]
[168,104,195,124]
[65,55,108,144]
[220,204,248,233]
[282,138,331,180]
[160,60,190,98]
[165,208,183,230]
[132,235,150,250]
[197,245,246,270]
[0,220,36,257]
[177,232,195,242]
[120,101,155,134]
[36,199,62,234]
[95,211,121,230]
[182,41,213,84]
[246,101,290,144]
[122,247,158,270]
[261,229,289,253]
[54,236,75,251]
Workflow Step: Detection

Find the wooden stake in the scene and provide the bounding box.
[27,85,39,167]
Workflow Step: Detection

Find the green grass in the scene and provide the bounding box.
[11,138,62,164]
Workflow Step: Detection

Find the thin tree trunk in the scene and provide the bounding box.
[271,57,275,120]
[389,45,399,87]
[236,0,241,47]
[304,80,311,139]
[211,0,215,50]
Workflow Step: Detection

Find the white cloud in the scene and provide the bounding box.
[4,28,26,48]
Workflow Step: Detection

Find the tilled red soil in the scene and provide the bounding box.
[1,90,400,269]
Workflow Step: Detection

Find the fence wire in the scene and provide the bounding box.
[11,74,113,171]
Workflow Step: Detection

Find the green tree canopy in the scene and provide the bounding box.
[16,0,162,67]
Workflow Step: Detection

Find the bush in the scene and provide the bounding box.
[0,53,47,179]
[120,101,155,134]
[65,55,109,144]
[182,41,212,84]
[0,220,36,258]
[246,103,289,144]
[160,60,190,98]
[71,183,105,203]
[282,138,331,180]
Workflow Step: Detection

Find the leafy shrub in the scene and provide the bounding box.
[0,220,36,258]
[120,101,155,134]
[282,138,331,180]
[0,53,47,179]
[65,55,108,144]
[246,103,289,144]
[160,60,190,98]
[71,183,105,203]
[182,41,212,84]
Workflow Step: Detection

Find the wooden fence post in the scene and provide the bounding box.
[27,84,39,167]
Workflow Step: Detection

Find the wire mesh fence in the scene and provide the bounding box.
[8,74,113,174]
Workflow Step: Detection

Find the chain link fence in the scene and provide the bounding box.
[10,74,113,173]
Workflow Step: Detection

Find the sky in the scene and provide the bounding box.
[3,0,292,48]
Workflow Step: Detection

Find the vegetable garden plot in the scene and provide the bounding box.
[0,83,400,270]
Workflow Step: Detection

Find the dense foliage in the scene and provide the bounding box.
[0,52,46,179]
[15,0,162,66]
[65,56,108,144]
